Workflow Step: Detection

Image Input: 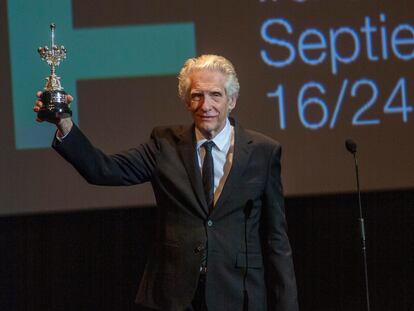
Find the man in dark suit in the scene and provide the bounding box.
[34,55,298,311]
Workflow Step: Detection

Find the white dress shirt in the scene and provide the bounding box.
[195,118,234,205]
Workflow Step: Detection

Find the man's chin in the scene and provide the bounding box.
[196,120,214,129]
[196,124,216,138]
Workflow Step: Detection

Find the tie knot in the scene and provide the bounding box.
[202,141,215,152]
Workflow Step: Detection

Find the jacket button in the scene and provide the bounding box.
[194,244,204,254]
[207,220,213,227]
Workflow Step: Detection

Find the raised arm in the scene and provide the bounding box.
[34,92,158,186]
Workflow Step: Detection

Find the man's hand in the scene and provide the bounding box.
[34,91,74,137]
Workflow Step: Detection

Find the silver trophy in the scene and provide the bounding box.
[37,23,71,122]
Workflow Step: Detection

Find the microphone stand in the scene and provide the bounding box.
[349,146,371,311]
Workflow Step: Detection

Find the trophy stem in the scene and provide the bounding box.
[50,64,56,76]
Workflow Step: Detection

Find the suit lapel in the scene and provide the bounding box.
[213,120,253,213]
[177,125,209,217]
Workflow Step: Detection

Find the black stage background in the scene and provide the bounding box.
[1,190,413,311]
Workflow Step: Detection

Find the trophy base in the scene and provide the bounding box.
[38,90,72,123]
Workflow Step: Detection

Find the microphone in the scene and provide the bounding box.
[243,200,253,311]
[345,139,371,311]
[345,139,357,154]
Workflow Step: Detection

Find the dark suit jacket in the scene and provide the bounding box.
[53,119,298,311]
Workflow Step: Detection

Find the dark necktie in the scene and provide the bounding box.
[202,141,215,213]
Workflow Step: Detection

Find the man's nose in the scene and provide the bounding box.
[200,95,213,111]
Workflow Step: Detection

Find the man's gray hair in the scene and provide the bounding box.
[178,54,240,102]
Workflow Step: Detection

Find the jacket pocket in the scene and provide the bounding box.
[235,252,263,269]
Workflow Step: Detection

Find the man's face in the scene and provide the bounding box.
[186,69,237,139]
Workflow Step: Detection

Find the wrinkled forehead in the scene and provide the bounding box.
[189,69,228,92]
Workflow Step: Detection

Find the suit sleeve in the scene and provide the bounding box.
[262,144,299,311]
[52,124,158,186]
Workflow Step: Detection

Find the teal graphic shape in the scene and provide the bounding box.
[8,0,196,149]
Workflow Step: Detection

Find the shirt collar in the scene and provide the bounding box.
[195,118,231,151]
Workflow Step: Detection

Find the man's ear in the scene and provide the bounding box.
[228,94,237,112]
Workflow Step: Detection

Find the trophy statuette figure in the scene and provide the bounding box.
[37,23,71,122]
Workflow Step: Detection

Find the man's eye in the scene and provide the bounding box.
[211,92,222,97]
[191,93,203,101]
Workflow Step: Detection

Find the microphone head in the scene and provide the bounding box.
[345,139,357,154]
